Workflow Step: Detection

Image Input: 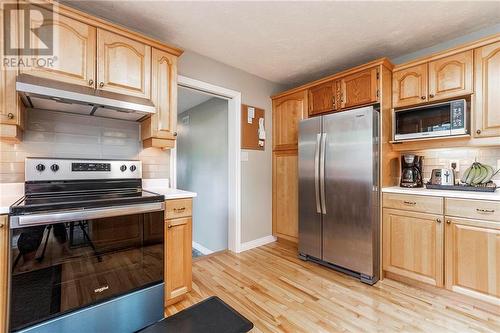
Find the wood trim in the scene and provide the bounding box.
[142,137,175,149]
[0,215,8,333]
[34,0,183,56]
[271,58,393,100]
[393,33,500,71]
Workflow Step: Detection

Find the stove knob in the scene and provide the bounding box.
[120,165,127,172]
[36,164,45,172]
[50,164,59,172]
[130,165,137,172]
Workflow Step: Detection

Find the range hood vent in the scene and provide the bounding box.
[16,74,156,121]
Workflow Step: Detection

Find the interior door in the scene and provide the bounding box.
[298,117,322,259]
[322,107,378,277]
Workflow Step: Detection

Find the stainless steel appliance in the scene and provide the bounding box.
[16,74,155,121]
[400,154,423,188]
[429,168,455,186]
[298,106,380,285]
[9,158,165,333]
[393,99,468,141]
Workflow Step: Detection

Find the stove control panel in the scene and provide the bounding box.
[26,158,142,181]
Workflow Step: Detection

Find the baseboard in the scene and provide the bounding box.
[192,241,214,255]
[239,235,277,252]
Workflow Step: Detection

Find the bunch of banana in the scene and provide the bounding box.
[460,162,499,186]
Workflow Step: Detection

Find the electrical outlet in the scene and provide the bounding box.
[450,160,460,172]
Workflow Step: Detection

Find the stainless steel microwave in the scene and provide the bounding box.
[393,99,468,141]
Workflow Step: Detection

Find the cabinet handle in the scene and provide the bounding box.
[88,79,94,86]
[403,201,417,205]
[7,113,14,120]
[429,93,435,98]
[446,220,451,224]
[476,208,495,214]
[476,129,482,135]
[332,96,336,107]
[173,207,186,212]
[436,218,441,223]
[421,96,426,100]
[99,82,104,88]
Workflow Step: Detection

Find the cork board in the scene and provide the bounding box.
[241,104,265,150]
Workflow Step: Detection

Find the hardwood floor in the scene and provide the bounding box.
[166,241,500,333]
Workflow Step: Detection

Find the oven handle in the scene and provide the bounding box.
[9,202,165,229]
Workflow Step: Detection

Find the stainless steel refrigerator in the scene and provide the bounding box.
[298,106,380,284]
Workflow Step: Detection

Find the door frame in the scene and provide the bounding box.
[172,75,242,253]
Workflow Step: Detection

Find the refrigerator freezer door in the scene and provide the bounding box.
[298,117,322,259]
[322,106,379,277]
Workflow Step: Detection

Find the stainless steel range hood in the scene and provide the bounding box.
[16,74,156,121]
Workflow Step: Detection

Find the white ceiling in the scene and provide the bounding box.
[63,1,500,85]
[178,86,213,114]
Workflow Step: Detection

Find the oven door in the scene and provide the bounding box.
[9,204,164,332]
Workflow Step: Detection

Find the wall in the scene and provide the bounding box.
[177,98,228,252]
[0,109,170,183]
[178,51,286,243]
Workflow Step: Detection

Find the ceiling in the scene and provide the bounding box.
[64,1,500,86]
[178,86,213,114]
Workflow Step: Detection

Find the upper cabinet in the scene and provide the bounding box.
[340,68,378,109]
[308,80,338,116]
[20,8,96,87]
[393,51,473,109]
[97,29,151,99]
[474,41,500,138]
[393,64,428,108]
[273,90,307,150]
[141,48,178,149]
[428,51,473,101]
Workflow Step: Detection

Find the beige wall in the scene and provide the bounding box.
[178,50,286,243]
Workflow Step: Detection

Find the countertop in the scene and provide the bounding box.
[0,183,24,215]
[382,186,500,201]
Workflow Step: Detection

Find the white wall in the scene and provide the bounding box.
[178,51,286,243]
[177,98,229,252]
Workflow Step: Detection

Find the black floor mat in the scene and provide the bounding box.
[138,296,253,333]
[10,265,62,331]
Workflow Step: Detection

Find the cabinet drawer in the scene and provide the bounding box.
[383,193,443,214]
[446,198,500,222]
[165,198,192,219]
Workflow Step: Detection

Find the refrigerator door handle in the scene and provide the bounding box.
[320,133,327,215]
[314,133,322,214]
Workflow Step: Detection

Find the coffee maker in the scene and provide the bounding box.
[400,154,423,188]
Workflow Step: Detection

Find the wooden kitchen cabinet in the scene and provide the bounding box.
[272,90,307,151]
[340,68,378,109]
[474,41,500,138]
[308,80,338,116]
[20,6,97,87]
[273,150,299,242]
[97,29,151,99]
[383,208,444,287]
[445,217,500,303]
[0,215,8,333]
[428,50,473,102]
[141,48,178,149]
[392,63,428,108]
[165,199,192,306]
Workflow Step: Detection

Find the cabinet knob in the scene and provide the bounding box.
[0,223,4,228]
[88,79,94,86]
[173,132,178,137]
[436,218,442,223]
[421,96,426,100]
[7,113,14,120]
[446,220,451,224]
[332,97,336,107]
[99,82,104,88]
[168,224,172,229]
[429,94,435,98]
[476,129,482,135]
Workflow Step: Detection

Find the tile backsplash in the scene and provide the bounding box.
[0,109,170,183]
[403,147,500,183]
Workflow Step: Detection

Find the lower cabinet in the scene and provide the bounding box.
[383,209,444,287]
[165,199,193,306]
[0,215,7,333]
[445,217,500,303]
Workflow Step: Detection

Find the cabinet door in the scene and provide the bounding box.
[272,90,307,150]
[445,217,500,304]
[273,150,299,242]
[428,51,473,101]
[0,216,7,333]
[97,29,151,99]
[474,41,500,138]
[21,8,96,87]
[165,217,192,305]
[393,64,428,108]
[308,80,337,116]
[383,208,444,286]
[340,68,378,109]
